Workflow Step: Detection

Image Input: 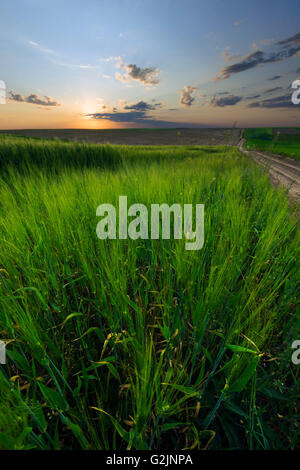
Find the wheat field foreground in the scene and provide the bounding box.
[0,135,299,450]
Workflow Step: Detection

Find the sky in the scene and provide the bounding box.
[0,0,300,129]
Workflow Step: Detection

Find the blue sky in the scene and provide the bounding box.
[0,0,300,128]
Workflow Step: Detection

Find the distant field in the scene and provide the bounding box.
[0,128,241,146]
[244,128,300,161]
[0,135,299,450]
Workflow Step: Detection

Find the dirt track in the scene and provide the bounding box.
[238,138,300,203]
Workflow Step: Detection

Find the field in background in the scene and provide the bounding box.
[0,128,241,146]
[0,135,299,450]
[244,128,300,161]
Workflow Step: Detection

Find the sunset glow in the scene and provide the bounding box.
[0,1,299,129]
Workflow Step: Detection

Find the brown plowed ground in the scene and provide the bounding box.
[0,128,241,146]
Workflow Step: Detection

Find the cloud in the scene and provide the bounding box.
[85,99,162,124]
[215,31,300,80]
[78,64,94,69]
[9,91,60,107]
[210,94,243,107]
[263,86,283,94]
[102,56,161,87]
[127,64,160,85]
[29,40,98,70]
[29,40,97,70]
[28,40,56,56]
[124,100,162,111]
[268,75,281,80]
[87,110,150,123]
[246,87,284,103]
[85,110,198,127]
[215,50,266,80]
[84,99,200,127]
[245,94,261,100]
[116,63,161,86]
[179,86,198,107]
[276,32,300,47]
[248,93,296,108]
[51,59,96,69]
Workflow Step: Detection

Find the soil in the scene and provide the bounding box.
[0,128,241,146]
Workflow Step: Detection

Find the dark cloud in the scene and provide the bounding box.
[87,110,149,123]
[215,31,300,80]
[248,94,296,108]
[179,86,198,107]
[124,100,162,111]
[216,50,265,80]
[85,111,201,127]
[263,86,283,94]
[210,94,243,107]
[86,99,177,126]
[115,60,161,86]
[276,32,300,47]
[127,64,160,85]
[268,75,281,80]
[9,91,60,107]
[8,92,24,102]
[85,96,203,126]
[245,94,261,100]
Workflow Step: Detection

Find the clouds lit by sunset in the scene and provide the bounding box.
[0,0,299,129]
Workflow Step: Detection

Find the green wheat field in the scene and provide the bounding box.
[0,134,299,450]
[244,128,300,160]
